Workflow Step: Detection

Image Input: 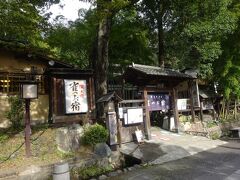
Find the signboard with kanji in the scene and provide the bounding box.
[64,79,88,114]
[147,94,170,111]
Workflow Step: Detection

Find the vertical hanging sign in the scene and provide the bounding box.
[64,79,88,114]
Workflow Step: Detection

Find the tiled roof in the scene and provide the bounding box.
[130,63,194,79]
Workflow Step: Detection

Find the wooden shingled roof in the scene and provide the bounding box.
[124,63,195,86]
[129,63,194,79]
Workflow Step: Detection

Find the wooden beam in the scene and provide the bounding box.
[188,80,196,122]
[172,88,179,133]
[143,87,151,140]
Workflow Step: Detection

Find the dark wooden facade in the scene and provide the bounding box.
[48,68,94,124]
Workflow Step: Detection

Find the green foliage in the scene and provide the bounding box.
[206,121,217,128]
[176,0,237,78]
[46,10,97,68]
[213,1,240,100]
[71,164,113,179]
[0,132,9,144]
[179,115,191,123]
[136,0,238,78]
[47,7,155,69]
[109,8,154,67]
[56,150,74,159]
[0,0,47,44]
[6,96,24,130]
[82,123,109,146]
[209,132,221,140]
[0,0,63,62]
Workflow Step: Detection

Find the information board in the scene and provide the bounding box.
[126,108,143,124]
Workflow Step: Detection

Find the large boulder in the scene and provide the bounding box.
[56,124,84,152]
[94,143,112,157]
[207,125,222,139]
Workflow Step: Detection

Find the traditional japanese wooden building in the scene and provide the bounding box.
[123,63,197,137]
[0,41,94,127]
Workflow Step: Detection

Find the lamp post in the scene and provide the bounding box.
[20,81,38,157]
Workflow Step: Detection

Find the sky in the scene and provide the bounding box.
[48,0,91,22]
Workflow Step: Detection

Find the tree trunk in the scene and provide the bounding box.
[226,100,230,120]
[234,99,237,120]
[157,3,164,68]
[221,99,225,119]
[92,3,112,120]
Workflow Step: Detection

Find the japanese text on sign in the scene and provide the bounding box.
[64,80,88,114]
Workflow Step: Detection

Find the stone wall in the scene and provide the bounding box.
[0,152,122,180]
[181,121,223,139]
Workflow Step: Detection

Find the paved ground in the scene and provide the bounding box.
[113,139,240,180]
[120,127,227,164]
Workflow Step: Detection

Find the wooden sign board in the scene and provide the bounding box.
[126,108,143,125]
[135,130,144,143]
[64,79,88,114]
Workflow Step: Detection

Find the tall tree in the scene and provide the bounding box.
[139,0,237,78]
[109,8,154,68]
[179,0,237,79]
[0,0,59,50]
[83,0,139,119]
[46,10,97,68]
[140,0,173,67]
[214,0,240,99]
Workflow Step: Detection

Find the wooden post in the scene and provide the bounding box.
[143,87,151,140]
[212,99,216,120]
[91,77,95,110]
[115,102,122,148]
[48,76,53,123]
[53,78,57,117]
[88,77,93,111]
[25,99,31,157]
[172,88,179,133]
[6,74,9,93]
[200,100,204,121]
[188,80,196,122]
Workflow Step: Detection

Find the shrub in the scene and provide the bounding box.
[71,164,112,179]
[82,123,109,146]
[6,96,24,130]
[209,132,221,140]
[206,121,217,128]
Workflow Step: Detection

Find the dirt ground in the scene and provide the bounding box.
[0,126,91,173]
